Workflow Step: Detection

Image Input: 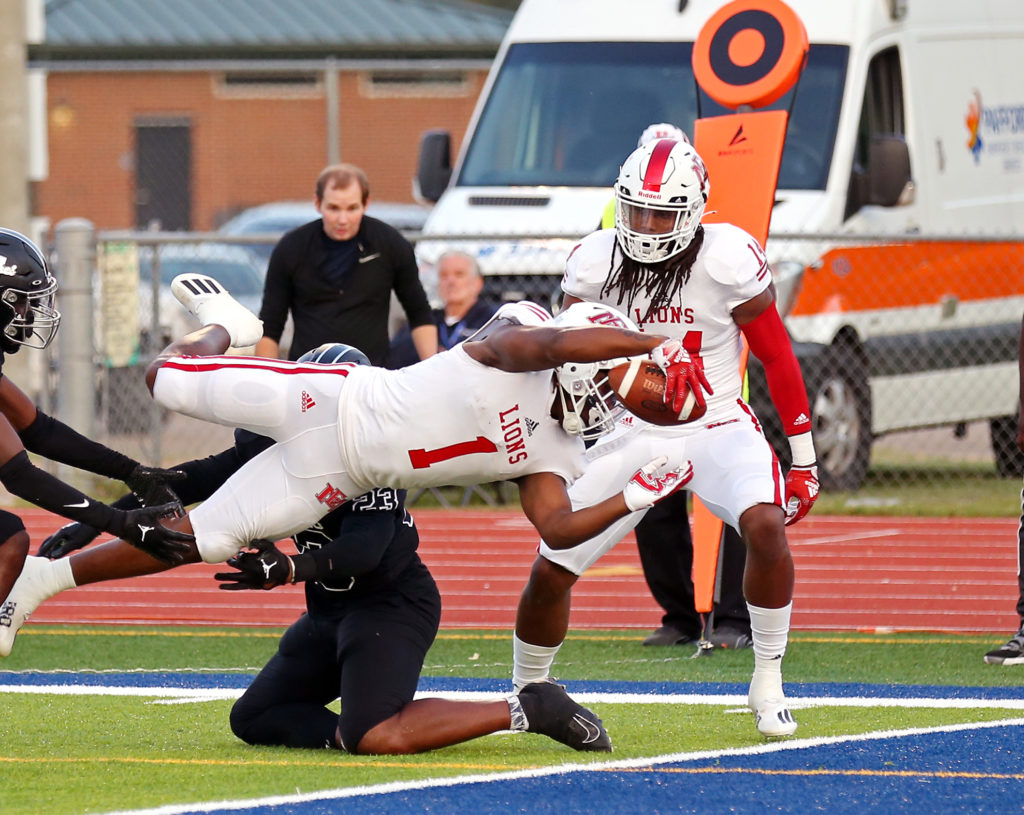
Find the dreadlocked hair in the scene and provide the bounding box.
[600,227,705,324]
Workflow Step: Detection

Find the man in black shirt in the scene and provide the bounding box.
[254,164,438,364]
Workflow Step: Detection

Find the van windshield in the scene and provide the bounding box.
[458,42,847,191]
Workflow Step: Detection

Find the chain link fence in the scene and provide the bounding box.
[41,225,1024,507]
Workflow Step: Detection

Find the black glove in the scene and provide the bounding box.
[214,539,294,591]
[38,521,101,559]
[124,465,188,508]
[106,502,194,565]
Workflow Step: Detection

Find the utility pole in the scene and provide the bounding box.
[0,0,30,234]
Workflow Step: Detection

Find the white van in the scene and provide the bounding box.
[415,0,1024,489]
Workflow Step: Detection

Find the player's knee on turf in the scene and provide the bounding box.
[228,697,262,745]
[341,713,388,754]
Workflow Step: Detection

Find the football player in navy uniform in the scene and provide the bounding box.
[0,228,191,610]
[34,344,613,754]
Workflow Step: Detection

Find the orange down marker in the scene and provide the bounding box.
[690,0,808,622]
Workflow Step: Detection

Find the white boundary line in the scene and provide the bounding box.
[4,684,1024,710]
[89,716,1024,815]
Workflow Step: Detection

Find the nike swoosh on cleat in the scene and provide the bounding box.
[572,713,601,744]
[64,500,90,508]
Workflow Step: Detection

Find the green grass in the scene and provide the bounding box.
[814,467,1021,517]
[2,626,1022,814]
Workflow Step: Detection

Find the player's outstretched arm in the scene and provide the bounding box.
[468,323,666,373]
[517,459,692,550]
[0,376,186,507]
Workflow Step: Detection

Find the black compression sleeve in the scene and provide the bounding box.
[18,410,138,480]
[0,451,115,530]
[290,511,396,583]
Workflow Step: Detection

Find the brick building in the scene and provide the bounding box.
[28,0,512,231]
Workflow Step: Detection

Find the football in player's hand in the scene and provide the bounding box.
[607,358,706,425]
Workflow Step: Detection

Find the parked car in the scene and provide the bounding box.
[218,200,431,260]
[135,241,265,350]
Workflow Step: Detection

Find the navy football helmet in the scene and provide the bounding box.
[0,228,60,352]
[297,342,370,366]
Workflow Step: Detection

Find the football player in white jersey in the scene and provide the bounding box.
[0,275,696,668]
[512,138,820,738]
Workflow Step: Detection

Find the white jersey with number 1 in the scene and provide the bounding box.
[562,223,771,418]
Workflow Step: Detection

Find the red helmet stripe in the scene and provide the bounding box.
[642,139,676,192]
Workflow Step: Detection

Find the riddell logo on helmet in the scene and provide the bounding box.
[638,190,662,199]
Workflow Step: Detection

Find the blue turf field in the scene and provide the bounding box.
[5,672,1023,815]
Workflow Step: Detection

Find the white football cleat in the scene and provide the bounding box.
[171,273,263,348]
[748,668,797,737]
[0,556,71,657]
[752,698,798,737]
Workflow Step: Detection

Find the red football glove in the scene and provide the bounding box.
[784,465,819,525]
[651,339,713,415]
[623,455,694,512]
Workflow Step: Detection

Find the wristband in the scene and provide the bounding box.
[788,431,816,468]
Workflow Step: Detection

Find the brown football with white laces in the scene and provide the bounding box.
[606,358,705,425]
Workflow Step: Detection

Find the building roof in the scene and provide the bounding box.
[34,0,514,61]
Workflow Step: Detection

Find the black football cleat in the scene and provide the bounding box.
[518,678,612,752]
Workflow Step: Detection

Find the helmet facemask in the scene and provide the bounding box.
[548,301,640,441]
[0,229,61,352]
[554,360,625,441]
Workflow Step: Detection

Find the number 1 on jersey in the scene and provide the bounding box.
[408,436,498,469]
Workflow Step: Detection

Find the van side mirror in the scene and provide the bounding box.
[868,134,912,207]
[415,130,452,204]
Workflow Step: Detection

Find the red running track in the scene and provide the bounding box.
[12,509,1021,634]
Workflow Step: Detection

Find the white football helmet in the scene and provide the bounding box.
[637,122,689,148]
[615,138,709,263]
[550,302,639,441]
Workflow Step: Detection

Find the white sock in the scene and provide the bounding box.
[747,602,792,708]
[512,634,561,692]
[51,557,77,593]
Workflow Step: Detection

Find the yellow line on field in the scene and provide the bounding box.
[15,628,1000,645]
[18,628,282,639]
[0,754,523,771]
[618,766,1024,781]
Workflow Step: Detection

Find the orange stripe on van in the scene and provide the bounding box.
[789,242,1024,316]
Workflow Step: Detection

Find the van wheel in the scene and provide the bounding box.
[990,414,1024,478]
[811,344,872,491]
